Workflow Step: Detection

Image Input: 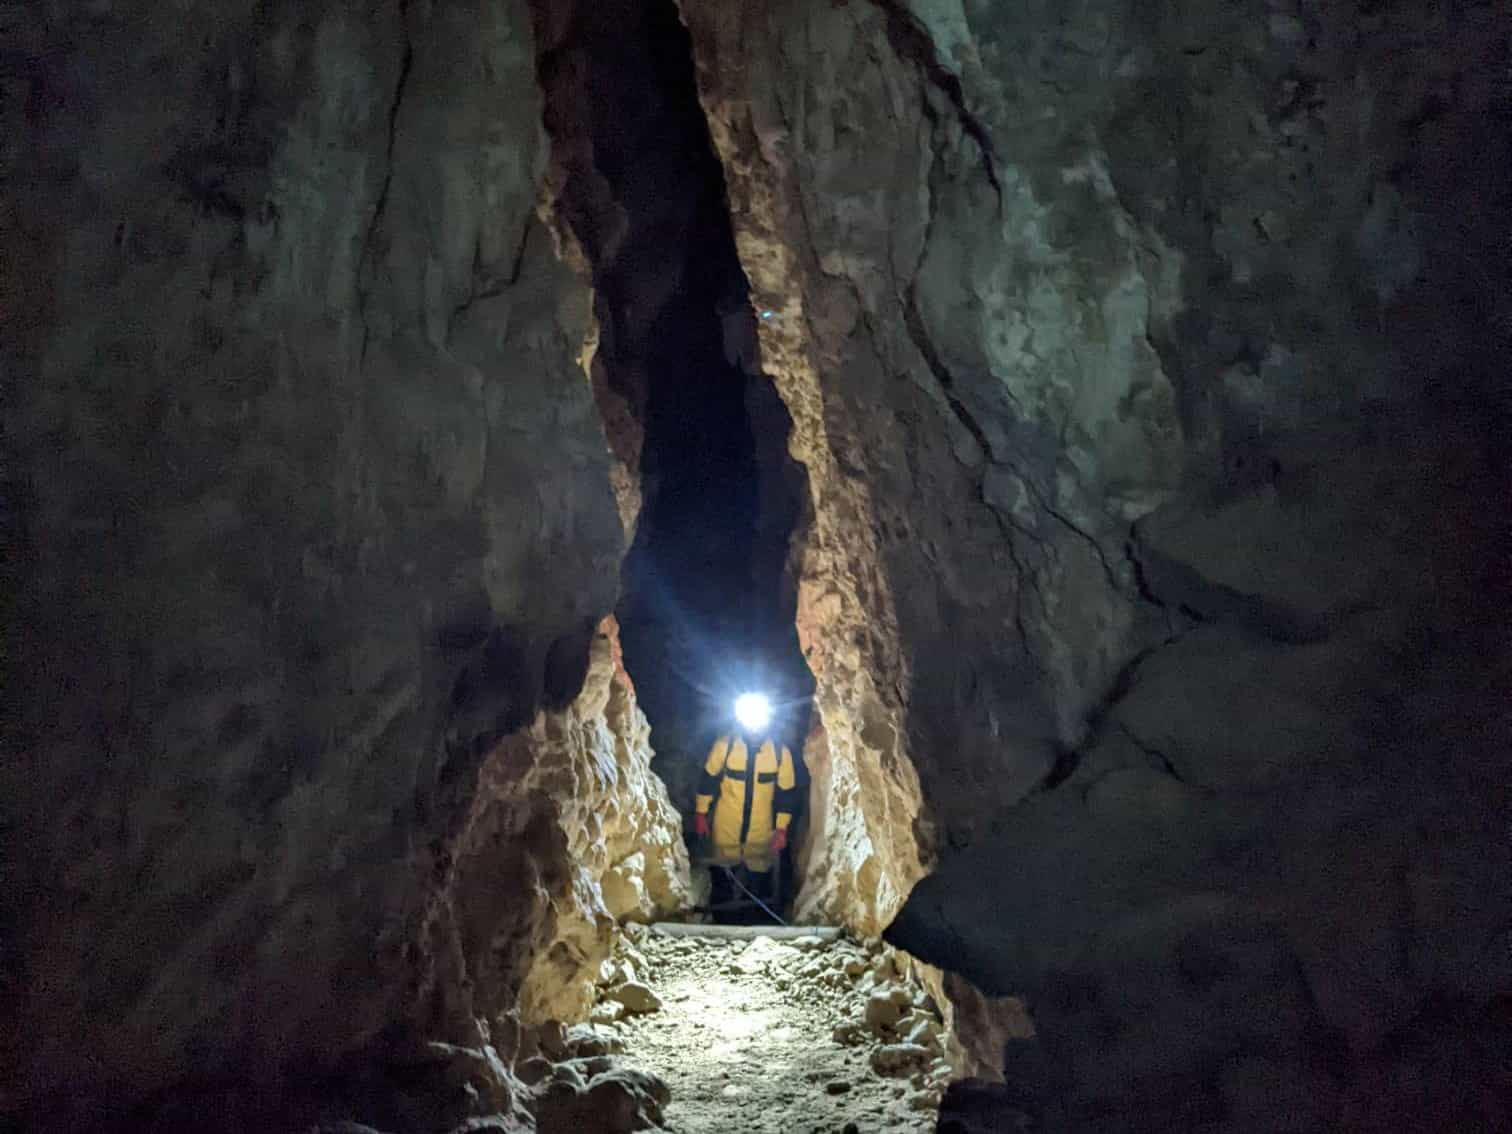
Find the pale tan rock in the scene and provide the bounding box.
[601,856,649,921]
[607,981,662,1015]
[918,966,1033,1082]
[620,945,650,975]
[863,987,912,1033]
[505,620,691,1026]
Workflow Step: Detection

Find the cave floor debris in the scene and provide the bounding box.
[591,923,955,1133]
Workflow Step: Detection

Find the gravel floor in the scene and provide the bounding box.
[595,925,956,1134]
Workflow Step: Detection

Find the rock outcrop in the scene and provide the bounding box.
[531,0,815,820]
[423,618,693,1036]
[2,3,686,1129]
[7,0,1511,1130]
[679,0,1512,1127]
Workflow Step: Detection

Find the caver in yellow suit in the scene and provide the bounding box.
[693,733,797,871]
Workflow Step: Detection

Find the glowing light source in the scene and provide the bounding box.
[734,692,773,732]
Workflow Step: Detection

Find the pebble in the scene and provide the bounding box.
[869,1042,932,1076]
[590,1000,625,1025]
[608,980,662,1014]
[826,1079,852,1095]
[901,1014,941,1049]
[832,1020,867,1046]
[909,1088,943,1111]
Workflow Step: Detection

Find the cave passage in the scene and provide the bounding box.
[536,0,816,913]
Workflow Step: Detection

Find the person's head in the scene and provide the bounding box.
[733,691,773,737]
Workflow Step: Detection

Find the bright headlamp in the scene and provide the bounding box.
[733,692,773,732]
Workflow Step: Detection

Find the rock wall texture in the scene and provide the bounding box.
[423,618,693,1034]
[679,0,1512,1127]
[2,3,686,1130]
[532,0,815,822]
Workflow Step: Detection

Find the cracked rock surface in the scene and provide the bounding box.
[3,3,685,1128]
[6,0,1511,1131]
[679,0,1512,1127]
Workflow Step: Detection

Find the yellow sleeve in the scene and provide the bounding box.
[774,747,796,829]
[695,736,729,815]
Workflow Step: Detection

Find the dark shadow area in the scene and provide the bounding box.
[531,0,815,910]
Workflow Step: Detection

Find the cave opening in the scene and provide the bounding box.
[531,0,817,921]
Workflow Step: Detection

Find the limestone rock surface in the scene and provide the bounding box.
[679,0,1512,1127]
[598,926,965,1130]
[429,619,692,1035]
[1,2,686,1129]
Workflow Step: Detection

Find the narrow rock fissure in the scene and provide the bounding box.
[358,0,415,366]
[11,1,1511,1132]
[529,0,815,876]
[868,0,1003,204]
[511,5,983,1128]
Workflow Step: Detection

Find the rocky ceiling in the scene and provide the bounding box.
[4,0,1509,1131]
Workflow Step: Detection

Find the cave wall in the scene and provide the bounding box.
[679,0,1512,1126]
[2,2,686,1128]
[422,617,693,1034]
[531,0,816,822]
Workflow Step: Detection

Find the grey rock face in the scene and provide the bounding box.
[5,0,1511,1131]
[1,0,642,1128]
[679,0,1512,1128]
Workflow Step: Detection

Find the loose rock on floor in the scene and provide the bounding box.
[571,923,960,1133]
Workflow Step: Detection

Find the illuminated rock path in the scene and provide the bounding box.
[599,926,956,1133]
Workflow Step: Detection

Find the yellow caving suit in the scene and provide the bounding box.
[695,734,797,872]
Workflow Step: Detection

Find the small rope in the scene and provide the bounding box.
[718,864,787,926]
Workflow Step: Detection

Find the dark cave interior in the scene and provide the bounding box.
[536,0,815,818]
[5,0,1512,1131]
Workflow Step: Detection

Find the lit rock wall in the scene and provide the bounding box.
[1,2,684,1129]
[681,0,1512,1127]
[423,618,692,1033]
[681,0,1163,933]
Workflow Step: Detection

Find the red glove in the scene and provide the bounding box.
[770,828,788,852]
[694,813,710,838]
